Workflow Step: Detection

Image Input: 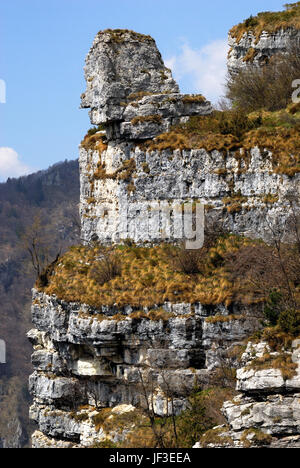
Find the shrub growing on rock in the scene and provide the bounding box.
[226,47,300,112]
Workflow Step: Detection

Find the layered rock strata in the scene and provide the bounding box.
[29,291,262,447]
[228,27,300,75]
[194,340,300,448]
[80,142,299,245]
[29,27,300,448]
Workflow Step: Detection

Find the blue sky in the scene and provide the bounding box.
[0,0,285,181]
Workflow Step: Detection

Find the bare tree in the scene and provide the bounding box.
[21,213,61,282]
[21,215,51,277]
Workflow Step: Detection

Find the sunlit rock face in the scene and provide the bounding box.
[79,142,299,246]
[80,29,179,123]
[80,28,212,140]
[29,27,300,449]
[194,340,300,449]
[228,27,300,75]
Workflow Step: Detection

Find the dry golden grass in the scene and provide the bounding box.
[240,428,272,448]
[230,2,300,43]
[181,94,206,104]
[144,110,300,177]
[131,115,162,126]
[86,197,96,205]
[81,133,108,153]
[99,29,154,44]
[259,327,296,352]
[263,194,279,204]
[223,194,248,214]
[205,315,244,324]
[93,158,136,182]
[128,91,154,102]
[248,326,300,381]
[249,351,297,381]
[242,47,258,63]
[40,235,261,310]
[242,127,300,176]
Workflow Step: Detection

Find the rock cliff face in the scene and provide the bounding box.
[227,2,300,75]
[28,291,262,448]
[29,27,300,448]
[80,142,299,245]
[194,339,300,448]
[228,27,300,75]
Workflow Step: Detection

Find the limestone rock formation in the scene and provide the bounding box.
[80,142,299,245]
[81,29,179,121]
[80,29,211,141]
[194,340,300,448]
[78,28,299,247]
[29,24,300,448]
[28,291,262,447]
[228,27,300,75]
[227,3,300,74]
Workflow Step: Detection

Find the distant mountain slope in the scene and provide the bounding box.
[0,159,80,447]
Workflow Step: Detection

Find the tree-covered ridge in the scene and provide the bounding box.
[0,160,80,447]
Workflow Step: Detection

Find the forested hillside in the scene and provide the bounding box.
[0,160,80,447]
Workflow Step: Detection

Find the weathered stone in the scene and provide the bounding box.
[81,29,179,124]
[223,394,300,435]
[80,143,299,245]
[195,340,300,448]
[236,341,300,394]
[30,23,300,448]
[228,27,300,75]
[80,29,212,141]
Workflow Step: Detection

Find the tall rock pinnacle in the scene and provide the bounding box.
[80,29,179,124]
[80,29,212,140]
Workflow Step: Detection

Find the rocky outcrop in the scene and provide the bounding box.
[28,290,262,447]
[29,26,300,448]
[227,2,300,76]
[80,29,211,141]
[80,141,299,245]
[228,27,300,75]
[78,29,299,247]
[194,340,300,448]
